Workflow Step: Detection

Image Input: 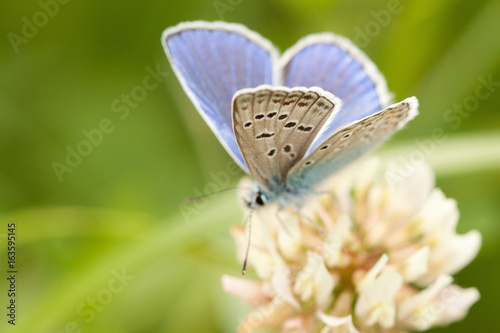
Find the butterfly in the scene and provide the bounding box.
[162,21,418,210]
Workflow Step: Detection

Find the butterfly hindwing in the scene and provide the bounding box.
[288,97,419,187]
[233,86,341,192]
[280,34,393,155]
[162,21,278,173]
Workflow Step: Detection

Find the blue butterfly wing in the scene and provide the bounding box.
[162,21,278,173]
[280,34,392,155]
[287,97,419,189]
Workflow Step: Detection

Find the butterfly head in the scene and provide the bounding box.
[254,190,267,206]
[245,183,271,209]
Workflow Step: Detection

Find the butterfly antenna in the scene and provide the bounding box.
[241,204,255,276]
[184,186,247,204]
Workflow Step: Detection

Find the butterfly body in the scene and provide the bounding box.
[162,21,419,208]
[246,177,316,209]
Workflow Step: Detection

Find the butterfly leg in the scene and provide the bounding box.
[296,210,327,238]
[315,190,341,211]
[275,208,294,236]
[314,190,359,231]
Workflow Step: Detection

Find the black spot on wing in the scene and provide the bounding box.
[256,133,275,139]
[284,121,296,128]
[297,125,313,132]
[255,114,265,120]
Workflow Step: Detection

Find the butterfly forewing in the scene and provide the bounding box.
[233,88,276,191]
[162,21,278,174]
[275,90,340,180]
[288,97,419,185]
[233,86,341,192]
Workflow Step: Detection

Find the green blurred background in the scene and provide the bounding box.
[1,0,499,332]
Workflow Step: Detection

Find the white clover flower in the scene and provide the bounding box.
[355,255,403,328]
[318,312,360,333]
[222,158,481,333]
[293,251,335,309]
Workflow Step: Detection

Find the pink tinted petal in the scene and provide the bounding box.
[238,299,296,333]
[222,275,269,307]
[282,315,312,332]
[435,285,480,326]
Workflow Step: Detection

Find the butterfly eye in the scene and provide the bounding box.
[255,191,267,206]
